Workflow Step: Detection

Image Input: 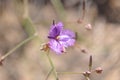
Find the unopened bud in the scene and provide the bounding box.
[85,24,92,30]
[89,55,92,69]
[83,71,91,77]
[95,67,103,74]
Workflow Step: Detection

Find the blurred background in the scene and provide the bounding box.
[0,0,120,80]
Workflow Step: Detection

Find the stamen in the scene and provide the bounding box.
[48,36,55,39]
[56,36,60,40]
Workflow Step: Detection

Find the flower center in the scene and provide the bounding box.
[56,36,60,40]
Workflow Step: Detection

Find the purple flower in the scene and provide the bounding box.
[48,22,76,54]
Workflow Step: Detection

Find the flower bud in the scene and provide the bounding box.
[85,24,92,30]
[95,67,103,74]
[83,71,91,77]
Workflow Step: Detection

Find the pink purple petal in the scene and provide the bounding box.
[60,29,75,38]
[48,22,63,39]
[49,39,64,54]
[48,22,76,54]
[59,37,75,47]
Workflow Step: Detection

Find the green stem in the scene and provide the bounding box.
[22,18,37,36]
[0,0,38,63]
[22,1,58,80]
[23,0,29,18]
[57,72,83,75]
[46,53,58,80]
[86,77,90,80]
[45,68,54,80]
[0,35,36,62]
[18,1,58,80]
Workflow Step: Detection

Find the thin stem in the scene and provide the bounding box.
[22,0,36,37]
[45,68,54,80]
[46,53,58,80]
[57,72,83,75]
[23,0,29,18]
[46,54,54,68]
[0,35,36,62]
[82,0,86,20]
[89,55,92,71]
[85,77,90,80]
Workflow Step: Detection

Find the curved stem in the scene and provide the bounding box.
[46,53,58,80]
[0,35,36,62]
